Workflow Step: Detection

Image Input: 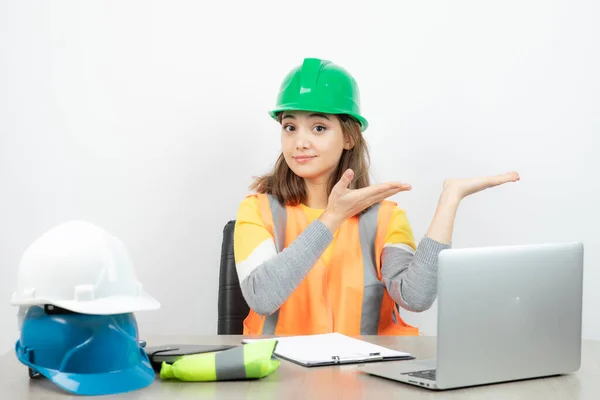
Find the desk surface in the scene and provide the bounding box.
[2,335,599,399]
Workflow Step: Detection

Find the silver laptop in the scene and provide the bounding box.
[362,241,584,390]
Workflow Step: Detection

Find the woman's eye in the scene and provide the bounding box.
[314,125,327,133]
[283,125,295,132]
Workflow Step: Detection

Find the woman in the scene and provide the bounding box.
[233,57,519,336]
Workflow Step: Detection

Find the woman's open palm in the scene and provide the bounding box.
[443,171,520,200]
[326,169,412,220]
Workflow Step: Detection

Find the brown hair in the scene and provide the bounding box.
[250,114,371,206]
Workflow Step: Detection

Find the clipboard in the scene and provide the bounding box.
[242,333,414,367]
[277,351,414,367]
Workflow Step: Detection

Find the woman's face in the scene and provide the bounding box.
[280,111,351,182]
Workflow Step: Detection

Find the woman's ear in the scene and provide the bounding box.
[344,136,355,150]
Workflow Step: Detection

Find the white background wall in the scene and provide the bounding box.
[1,0,598,354]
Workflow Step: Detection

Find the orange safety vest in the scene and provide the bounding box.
[242,194,419,336]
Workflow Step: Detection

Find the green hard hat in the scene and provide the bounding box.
[269,58,369,132]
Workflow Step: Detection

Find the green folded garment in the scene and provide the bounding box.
[160,339,280,382]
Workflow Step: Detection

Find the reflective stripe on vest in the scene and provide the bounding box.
[263,194,384,335]
[262,195,286,335]
[358,203,384,334]
[215,345,247,380]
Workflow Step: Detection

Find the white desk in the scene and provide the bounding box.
[2,335,599,399]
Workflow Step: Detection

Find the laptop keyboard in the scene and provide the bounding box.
[403,369,436,381]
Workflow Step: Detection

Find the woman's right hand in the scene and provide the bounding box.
[319,169,412,233]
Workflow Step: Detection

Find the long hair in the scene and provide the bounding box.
[250,114,371,206]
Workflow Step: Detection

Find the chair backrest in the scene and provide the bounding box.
[217,220,250,334]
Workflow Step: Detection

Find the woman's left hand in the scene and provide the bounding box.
[442,171,520,202]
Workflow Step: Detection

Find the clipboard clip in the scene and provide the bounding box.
[331,352,383,363]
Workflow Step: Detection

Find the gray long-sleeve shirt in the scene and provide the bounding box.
[238,219,451,316]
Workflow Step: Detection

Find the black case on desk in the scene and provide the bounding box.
[145,344,237,369]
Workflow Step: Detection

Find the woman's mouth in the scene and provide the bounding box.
[293,155,317,164]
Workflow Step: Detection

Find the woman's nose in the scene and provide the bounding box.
[295,129,311,149]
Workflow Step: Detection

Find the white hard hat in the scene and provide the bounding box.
[11,220,160,315]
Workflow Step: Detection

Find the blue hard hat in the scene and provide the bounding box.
[15,305,155,396]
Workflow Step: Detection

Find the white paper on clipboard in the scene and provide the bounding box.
[242,332,413,366]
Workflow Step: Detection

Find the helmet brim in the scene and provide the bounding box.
[10,291,160,315]
[269,106,369,132]
[16,343,155,395]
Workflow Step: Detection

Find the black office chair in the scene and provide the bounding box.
[217,220,250,334]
